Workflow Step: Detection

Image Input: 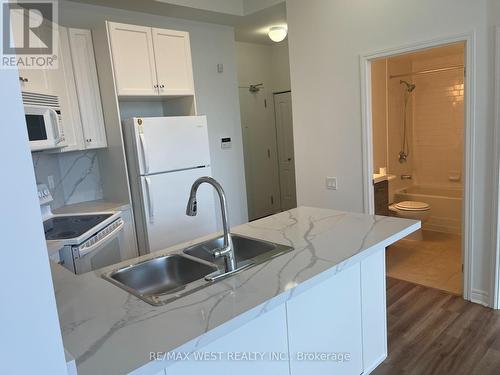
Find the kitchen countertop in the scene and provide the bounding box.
[373,173,396,184]
[53,199,131,215]
[52,206,419,375]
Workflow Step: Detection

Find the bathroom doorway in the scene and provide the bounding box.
[367,42,467,296]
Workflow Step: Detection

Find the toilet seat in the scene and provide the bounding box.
[394,201,430,211]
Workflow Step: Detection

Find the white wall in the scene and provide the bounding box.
[0,69,66,373]
[59,0,249,226]
[236,41,291,93]
[287,0,498,302]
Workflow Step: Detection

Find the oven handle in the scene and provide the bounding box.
[79,220,124,257]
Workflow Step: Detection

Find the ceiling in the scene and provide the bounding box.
[65,0,287,45]
[234,3,287,45]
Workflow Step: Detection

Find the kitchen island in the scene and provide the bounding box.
[52,206,419,375]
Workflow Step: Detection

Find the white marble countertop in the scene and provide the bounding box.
[51,206,419,375]
[53,199,131,214]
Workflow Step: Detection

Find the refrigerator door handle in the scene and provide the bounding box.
[145,177,155,223]
[139,133,150,174]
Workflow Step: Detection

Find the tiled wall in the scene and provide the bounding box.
[32,150,103,209]
[412,53,464,188]
[372,45,465,203]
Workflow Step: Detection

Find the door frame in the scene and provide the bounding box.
[492,27,500,309]
[359,32,476,302]
[273,90,297,212]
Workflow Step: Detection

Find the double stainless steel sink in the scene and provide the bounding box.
[103,235,293,306]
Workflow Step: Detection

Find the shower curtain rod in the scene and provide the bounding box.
[389,65,464,79]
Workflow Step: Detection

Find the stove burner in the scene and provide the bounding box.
[44,213,113,241]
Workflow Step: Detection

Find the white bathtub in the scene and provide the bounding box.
[394,186,462,234]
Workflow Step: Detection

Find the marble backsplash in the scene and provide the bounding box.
[32,150,103,209]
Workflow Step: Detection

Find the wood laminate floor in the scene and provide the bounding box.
[373,278,500,375]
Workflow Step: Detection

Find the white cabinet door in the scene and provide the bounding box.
[152,28,194,96]
[286,265,364,375]
[167,305,290,375]
[18,68,53,94]
[108,22,158,96]
[68,28,107,149]
[49,26,85,152]
[360,248,387,374]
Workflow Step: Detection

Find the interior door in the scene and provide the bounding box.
[152,28,194,96]
[274,92,297,211]
[138,116,210,175]
[107,22,158,96]
[141,167,216,252]
[239,88,281,220]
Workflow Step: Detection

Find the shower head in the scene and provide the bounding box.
[400,80,416,92]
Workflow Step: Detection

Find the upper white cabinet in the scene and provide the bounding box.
[152,28,194,96]
[107,22,195,97]
[18,24,107,152]
[107,22,158,96]
[68,28,107,149]
[51,26,85,152]
[18,68,52,94]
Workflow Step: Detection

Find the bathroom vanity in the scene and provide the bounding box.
[51,206,419,375]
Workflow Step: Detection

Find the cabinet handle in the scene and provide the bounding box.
[160,84,165,89]
[19,77,28,82]
[86,138,92,143]
[153,84,158,88]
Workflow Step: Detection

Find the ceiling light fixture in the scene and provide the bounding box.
[268,26,287,42]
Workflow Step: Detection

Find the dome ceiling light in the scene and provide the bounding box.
[268,26,287,42]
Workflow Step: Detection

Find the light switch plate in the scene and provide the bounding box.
[326,177,337,190]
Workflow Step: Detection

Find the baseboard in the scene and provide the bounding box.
[363,354,387,374]
[471,289,490,307]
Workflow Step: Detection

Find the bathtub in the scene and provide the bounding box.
[394,186,462,234]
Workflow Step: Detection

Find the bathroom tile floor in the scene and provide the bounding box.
[386,230,462,295]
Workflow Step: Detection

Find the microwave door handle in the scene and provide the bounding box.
[139,133,150,174]
[78,220,124,257]
[145,177,155,224]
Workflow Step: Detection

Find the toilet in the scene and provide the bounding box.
[389,200,431,240]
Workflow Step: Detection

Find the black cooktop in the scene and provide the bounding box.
[44,214,113,240]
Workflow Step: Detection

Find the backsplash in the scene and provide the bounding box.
[32,150,103,209]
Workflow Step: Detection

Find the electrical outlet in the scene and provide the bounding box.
[326,177,337,190]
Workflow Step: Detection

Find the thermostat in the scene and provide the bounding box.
[221,137,232,149]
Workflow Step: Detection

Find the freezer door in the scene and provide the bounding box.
[140,167,217,252]
[136,116,211,175]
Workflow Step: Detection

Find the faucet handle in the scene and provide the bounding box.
[213,246,232,259]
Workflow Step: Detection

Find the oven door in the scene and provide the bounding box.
[25,105,63,151]
[73,219,125,274]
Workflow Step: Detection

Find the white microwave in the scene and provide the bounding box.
[22,92,66,152]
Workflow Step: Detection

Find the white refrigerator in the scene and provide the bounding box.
[122,116,217,254]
